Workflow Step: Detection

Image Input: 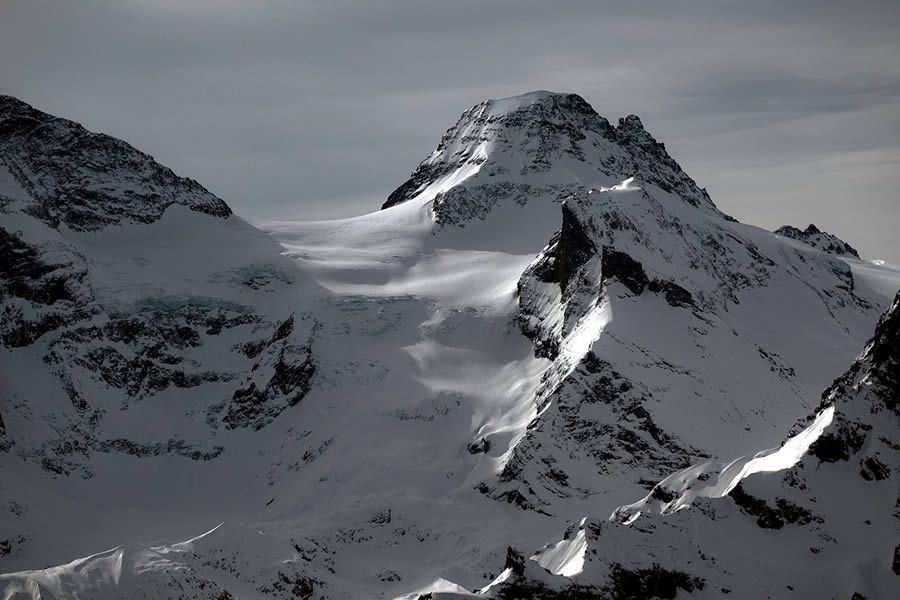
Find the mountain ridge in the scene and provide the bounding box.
[775,223,861,258]
[0,95,231,231]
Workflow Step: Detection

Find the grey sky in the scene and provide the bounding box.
[2,0,899,262]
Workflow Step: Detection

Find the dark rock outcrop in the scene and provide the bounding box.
[805,290,900,469]
[0,411,12,452]
[728,483,819,529]
[557,203,598,294]
[223,314,318,430]
[0,227,93,347]
[485,353,705,513]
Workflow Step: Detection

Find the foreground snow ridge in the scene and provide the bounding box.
[613,404,835,523]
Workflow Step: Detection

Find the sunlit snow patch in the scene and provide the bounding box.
[597,176,641,193]
[531,518,588,577]
[477,567,515,595]
[567,300,611,362]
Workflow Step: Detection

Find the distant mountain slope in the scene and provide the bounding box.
[2,92,899,600]
[775,223,860,258]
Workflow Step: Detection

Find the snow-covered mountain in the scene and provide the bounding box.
[458,286,900,600]
[1,91,898,599]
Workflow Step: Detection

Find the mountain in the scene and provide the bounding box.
[0,95,323,571]
[775,223,860,258]
[459,287,900,599]
[1,91,898,599]
[381,91,719,218]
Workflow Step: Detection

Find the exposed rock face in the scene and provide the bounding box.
[44,304,254,409]
[0,227,94,347]
[0,95,230,231]
[382,93,613,209]
[807,289,900,466]
[431,182,534,227]
[482,352,706,513]
[726,483,820,529]
[557,202,598,295]
[224,314,318,431]
[775,224,860,258]
[0,411,12,452]
[22,296,319,478]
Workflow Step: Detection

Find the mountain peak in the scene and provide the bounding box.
[479,90,599,119]
[381,92,719,216]
[0,95,231,231]
[617,113,645,129]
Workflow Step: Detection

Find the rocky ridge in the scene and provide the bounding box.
[775,223,860,258]
[0,95,230,231]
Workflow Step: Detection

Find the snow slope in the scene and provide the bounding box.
[2,91,898,599]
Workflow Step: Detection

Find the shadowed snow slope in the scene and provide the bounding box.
[2,92,899,599]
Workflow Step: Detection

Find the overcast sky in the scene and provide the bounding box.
[2,0,899,262]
